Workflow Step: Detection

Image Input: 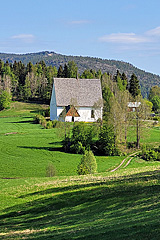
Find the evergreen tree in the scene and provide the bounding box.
[26,62,34,73]
[129,74,141,99]
[63,63,68,78]
[80,69,94,79]
[116,74,124,91]
[95,69,102,79]
[57,65,64,77]
[38,60,47,76]
[121,72,128,90]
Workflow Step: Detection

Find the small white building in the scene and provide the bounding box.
[50,78,103,122]
[128,102,141,112]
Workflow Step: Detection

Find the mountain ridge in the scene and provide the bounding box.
[0,51,159,97]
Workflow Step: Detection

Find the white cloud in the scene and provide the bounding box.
[99,33,149,44]
[99,26,160,45]
[11,34,35,43]
[146,26,160,36]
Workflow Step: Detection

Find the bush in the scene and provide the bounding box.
[46,163,56,177]
[41,119,47,128]
[52,120,59,128]
[98,124,119,156]
[77,150,97,175]
[0,90,11,110]
[46,121,53,129]
[143,149,158,161]
[34,114,45,124]
[70,141,86,154]
[141,144,160,161]
[44,108,50,117]
[54,120,63,128]
[127,141,137,149]
[70,122,95,154]
[152,116,160,121]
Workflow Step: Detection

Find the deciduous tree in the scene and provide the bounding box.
[77,150,97,175]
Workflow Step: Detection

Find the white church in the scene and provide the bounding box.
[50,78,103,122]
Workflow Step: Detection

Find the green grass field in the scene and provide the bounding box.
[0,102,126,178]
[1,169,160,239]
[0,101,160,239]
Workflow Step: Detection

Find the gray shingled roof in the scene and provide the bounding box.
[54,78,102,107]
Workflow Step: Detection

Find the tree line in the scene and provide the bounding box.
[1,58,159,161]
[0,59,143,102]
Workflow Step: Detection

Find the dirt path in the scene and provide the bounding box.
[110,151,140,172]
[123,157,134,168]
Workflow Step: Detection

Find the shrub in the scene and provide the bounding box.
[44,108,50,117]
[46,121,53,129]
[62,136,71,152]
[98,124,119,156]
[34,114,45,124]
[46,163,56,177]
[141,144,160,161]
[70,122,95,153]
[54,121,63,128]
[127,141,137,149]
[77,150,97,175]
[70,141,86,154]
[153,116,159,121]
[41,119,47,128]
[143,149,158,161]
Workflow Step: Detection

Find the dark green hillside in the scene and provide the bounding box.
[0,51,160,97]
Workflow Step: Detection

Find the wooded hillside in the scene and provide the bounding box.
[0,51,160,97]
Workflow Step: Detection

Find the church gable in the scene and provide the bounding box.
[60,105,80,118]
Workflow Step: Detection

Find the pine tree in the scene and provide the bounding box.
[63,64,68,78]
[129,74,141,99]
[121,72,128,90]
[57,65,64,78]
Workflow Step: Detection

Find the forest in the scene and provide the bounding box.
[0,58,154,101]
[0,51,160,97]
[0,58,157,156]
[0,58,159,114]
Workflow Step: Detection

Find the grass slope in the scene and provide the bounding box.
[0,169,160,239]
[0,102,160,239]
[0,102,125,178]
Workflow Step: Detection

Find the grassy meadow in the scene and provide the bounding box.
[0,101,160,239]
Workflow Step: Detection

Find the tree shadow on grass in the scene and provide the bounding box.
[9,120,35,124]
[1,170,160,239]
[17,169,160,199]
[18,144,63,152]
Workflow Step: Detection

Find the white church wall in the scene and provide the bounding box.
[50,84,57,120]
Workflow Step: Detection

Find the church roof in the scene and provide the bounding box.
[53,78,103,107]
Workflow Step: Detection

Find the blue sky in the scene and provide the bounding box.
[1,0,160,76]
